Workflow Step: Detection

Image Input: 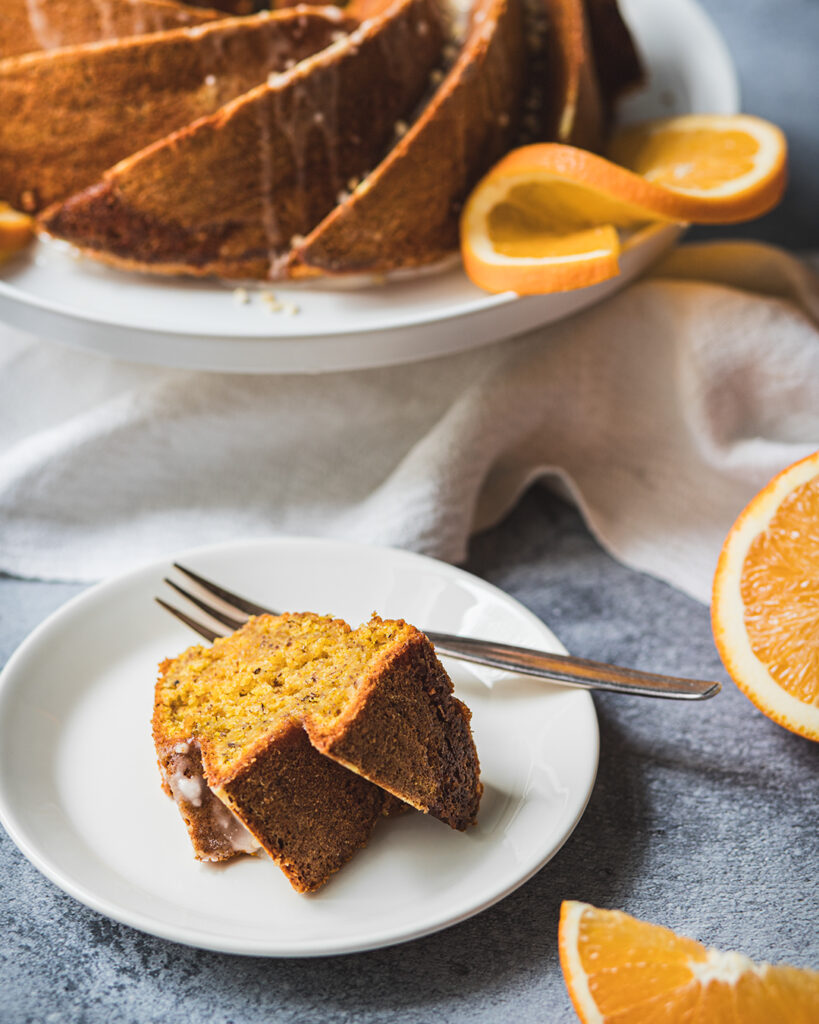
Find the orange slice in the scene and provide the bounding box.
[0,202,35,263]
[559,900,819,1023]
[608,114,787,221]
[711,450,819,741]
[460,114,787,295]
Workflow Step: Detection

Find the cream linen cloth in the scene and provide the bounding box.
[1,241,817,601]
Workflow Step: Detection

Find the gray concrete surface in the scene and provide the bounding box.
[1,1,818,1020]
[2,488,817,1023]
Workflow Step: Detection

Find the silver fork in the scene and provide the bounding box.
[155,563,721,701]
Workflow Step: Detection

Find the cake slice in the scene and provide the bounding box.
[538,0,605,150]
[39,0,444,279]
[0,7,352,213]
[290,0,527,277]
[153,613,482,892]
[538,0,642,151]
[0,0,221,61]
[584,0,644,117]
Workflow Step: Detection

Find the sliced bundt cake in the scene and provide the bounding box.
[0,7,352,213]
[28,0,641,279]
[39,0,445,278]
[153,612,482,892]
[290,0,526,276]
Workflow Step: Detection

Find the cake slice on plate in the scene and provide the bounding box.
[153,613,482,892]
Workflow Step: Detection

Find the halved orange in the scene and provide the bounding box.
[0,202,35,263]
[460,114,787,295]
[559,900,819,1023]
[711,450,819,741]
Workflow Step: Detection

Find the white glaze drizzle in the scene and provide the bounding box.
[170,770,204,807]
[165,746,261,855]
[91,0,118,39]
[210,797,262,855]
[254,96,284,265]
[25,0,65,50]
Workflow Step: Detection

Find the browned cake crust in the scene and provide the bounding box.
[539,0,604,151]
[29,0,640,280]
[153,612,482,891]
[0,8,352,213]
[0,0,221,61]
[306,631,481,829]
[158,728,393,891]
[290,0,526,277]
[535,0,641,152]
[218,724,395,892]
[39,0,444,279]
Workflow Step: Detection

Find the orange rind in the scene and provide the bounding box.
[559,900,819,1023]
[711,450,819,741]
[460,114,787,294]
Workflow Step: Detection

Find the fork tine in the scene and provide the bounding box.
[154,598,224,643]
[172,562,274,617]
[164,578,247,631]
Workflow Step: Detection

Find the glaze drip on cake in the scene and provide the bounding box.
[0,8,351,213]
[6,0,220,60]
[39,0,444,278]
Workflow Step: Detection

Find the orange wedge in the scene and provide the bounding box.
[0,202,35,264]
[460,114,787,295]
[559,900,819,1023]
[711,451,819,741]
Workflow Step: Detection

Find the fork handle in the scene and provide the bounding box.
[425,631,720,700]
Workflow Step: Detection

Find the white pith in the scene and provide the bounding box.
[689,948,765,986]
[713,454,819,737]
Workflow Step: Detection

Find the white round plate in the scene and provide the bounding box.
[0,0,737,374]
[0,538,597,957]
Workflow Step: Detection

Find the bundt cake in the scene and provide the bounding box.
[291,0,525,276]
[0,7,353,213]
[4,0,641,280]
[153,612,482,892]
[41,0,445,278]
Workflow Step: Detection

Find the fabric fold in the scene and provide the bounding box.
[1,242,817,602]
